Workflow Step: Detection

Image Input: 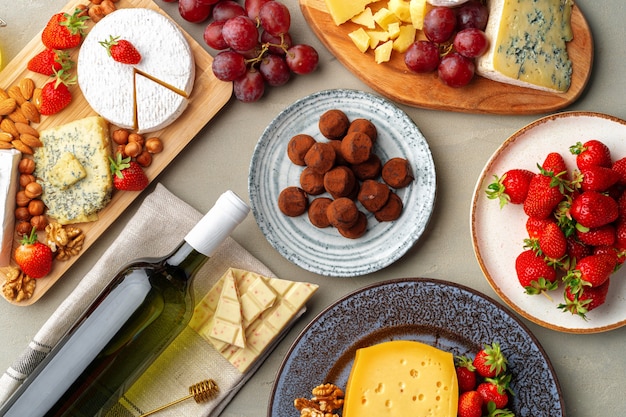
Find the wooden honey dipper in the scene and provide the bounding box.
[138,379,219,416]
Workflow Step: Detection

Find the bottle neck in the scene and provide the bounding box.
[165,241,209,279]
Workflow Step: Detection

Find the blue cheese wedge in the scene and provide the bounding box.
[0,149,21,266]
[476,0,574,93]
[34,116,113,225]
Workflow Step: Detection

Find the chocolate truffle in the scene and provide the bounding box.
[304,142,336,174]
[300,167,325,195]
[351,154,382,181]
[287,134,316,166]
[326,197,359,229]
[328,139,348,166]
[374,191,403,221]
[308,197,333,228]
[278,186,308,217]
[347,118,377,142]
[337,210,368,239]
[324,166,357,199]
[382,157,414,188]
[319,109,350,140]
[340,132,372,164]
[358,179,391,212]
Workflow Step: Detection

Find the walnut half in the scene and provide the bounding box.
[2,266,36,302]
[45,222,85,261]
[294,383,344,417]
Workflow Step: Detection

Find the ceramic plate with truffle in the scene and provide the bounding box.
[249,89,436,277]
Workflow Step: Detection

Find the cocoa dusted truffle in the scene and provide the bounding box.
[328,139,348,166]
[304,142,336,174]
[278,186,308,217]
[287,134,316,166]
[300,167,325,195]
[319,109,350,140]
[326,197,359,229]
[374,191,403,221]
[338,210,368,239]
[324,166,357,199]
[382,157,414,188]
[351,154,382,181]
[358,179,391,212]
[340,132,372,164]
[308,197,333,228]
[347,118,377,143]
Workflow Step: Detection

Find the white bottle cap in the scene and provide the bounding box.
[185,190,250,256]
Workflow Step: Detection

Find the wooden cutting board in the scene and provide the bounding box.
[1,0,231,305]
[300,0,593,114]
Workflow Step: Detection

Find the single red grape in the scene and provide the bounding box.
[234,69,265,102]
[404,41,440,73]
[178,0,212,23]
[423,7,456,43]
[456,0,489,31]
[203,20,228,50]
[212,50,248,81]
[259,1,291,37]
[285,44,318,75]
[245,0,272,20]
[438,52,475,88]
[259,54,291,86]
[222,16,259,52]
[212,0,246,21]
[453,28,488,58]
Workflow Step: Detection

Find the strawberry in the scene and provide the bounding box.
[39,70,75,115]
[27,49,72,76]
[455,356,477,392]
[570,190,618,228]
[577,166,620,192]
[486,169,534,208]
[476,377,510,410]
[523,168,569,219]
[611,156,626,186]
[14,228,53,279]
[525,217,555,239]
[570,139,612,170]
[565,253,616,292]
[41,9,87,50]
[458,390,483,417]
[593,245,625,266]
[473,342,507,378]
[559,279,610,319]
[538,222,567,259]
[515,249,558,294]
[564,235,592,266]
[100,36,142,65]
[110,154,149,191]
[541,151,569,178]
[576,224,616,247]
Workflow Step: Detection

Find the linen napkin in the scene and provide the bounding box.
[0,183,292,416]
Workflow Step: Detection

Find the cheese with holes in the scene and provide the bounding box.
[0,149,20,266]
[343,340,458,417]
[189,268,318,372]
[33,116,112,225]
[476,0,574,93]
[77,8,195,133]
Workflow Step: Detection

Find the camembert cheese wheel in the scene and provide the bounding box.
[343,340,459,417]
[77,8,195,133]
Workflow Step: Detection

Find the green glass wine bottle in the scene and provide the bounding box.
[0,190,249,417]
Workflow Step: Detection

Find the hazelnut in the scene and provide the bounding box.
[128,133,145,147]
[15,207,31,222]
[24,182,43,199]
[18,158,35,174]
[112,129,130,145]
[124,141,142,158]
[19,174,36,188]
[16,190,31,207]
[16,221,32,236]
[30,215,48,231]
[145,137,163,154]
[89,5,106,22]
[135,150,152,167]
[28,199,45,216]
[101,0,117,14]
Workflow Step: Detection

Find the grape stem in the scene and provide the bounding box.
[245,34,288,67]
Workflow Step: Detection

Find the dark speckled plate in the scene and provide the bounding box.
[248,89,436,277]
[268,278,564,417]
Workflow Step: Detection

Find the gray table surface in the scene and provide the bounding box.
[1,1,625,416]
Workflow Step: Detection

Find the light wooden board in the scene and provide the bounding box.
[1,0,232,305]
[300,0,593,114]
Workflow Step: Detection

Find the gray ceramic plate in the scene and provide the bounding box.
[268,278,564,417]
[248,89,436,277]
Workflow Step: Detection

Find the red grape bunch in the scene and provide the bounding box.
[164,0,319,102]
[404,1,489,88]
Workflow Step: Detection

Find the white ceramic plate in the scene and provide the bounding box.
[269,278,564,417]
[471,111,626,333]
[249,89,436,277]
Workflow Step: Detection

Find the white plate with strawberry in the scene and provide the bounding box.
[472,111,626,333]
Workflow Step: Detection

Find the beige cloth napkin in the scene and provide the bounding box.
[0,184,288,416]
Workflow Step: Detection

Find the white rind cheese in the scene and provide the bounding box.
[476,0,574,93]
[77,8,195,133]
[34,116,113,225]
[0,149,21,267]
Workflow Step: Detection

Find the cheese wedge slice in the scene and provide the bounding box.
[343,340,458,417]
[325,0,382,25]
[476,0,574,93]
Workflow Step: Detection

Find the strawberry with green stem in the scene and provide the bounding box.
[14,228,53,279]
[41,8,88,50]
[476,374,513,410]
[559,279,610,319]
[515,249,559,295]
[39,69,75,116]
[486,169,534,208]
[473,342,507,379]
[100,36,142,65]
[455,355,477,393]
[110,154,149,191]
[570,139,612,170]
[27,49,73,76]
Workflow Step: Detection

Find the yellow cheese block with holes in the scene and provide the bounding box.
[343,340,458,417]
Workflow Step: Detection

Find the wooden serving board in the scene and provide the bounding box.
[1,0,232,305]
[300,0,593,114]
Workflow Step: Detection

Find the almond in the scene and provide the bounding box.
[15,122,39,138]
[0,132,13,142]
[19,78,35,101]
[1,118,19,137]
[7,86,26,106]
[11,139,33,155]
[8,107,29,124]
[0,141,13,149]
[21,101,40,124]
[0,89,9,101]
[0,98,17,116]
[32,88,43,109]
[19,133,43,148]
